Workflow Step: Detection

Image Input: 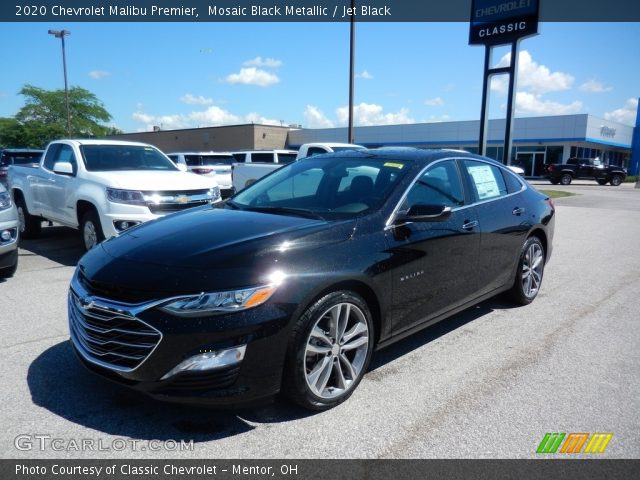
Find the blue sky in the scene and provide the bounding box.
[0,22,638,132]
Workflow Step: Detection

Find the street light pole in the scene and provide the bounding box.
[48,29,71,136]
[347,0,356,144]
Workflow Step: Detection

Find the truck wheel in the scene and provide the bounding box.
[596,179,608,186]
[80,210,105,251]
[15,197,42,239]
[549,179,560,185]
[610,175,623,186]
[560,174,572,186]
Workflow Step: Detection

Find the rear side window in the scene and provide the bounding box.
[305,147,328,157]
[277,153,297,164]
[502,169,524,194]
[462,160,508,202]
[184,155,201,167]
[232,153,246,162]
[251,153,275,163]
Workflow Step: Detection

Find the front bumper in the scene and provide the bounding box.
[0,210,19,267]
[67,272,292,406]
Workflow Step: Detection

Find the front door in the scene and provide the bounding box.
[387,159,481,335]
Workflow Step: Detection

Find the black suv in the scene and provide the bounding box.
[0,148,44,187]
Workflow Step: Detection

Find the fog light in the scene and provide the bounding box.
[160,345,246,380]
[1,230,11,242]
[113,220,141,232]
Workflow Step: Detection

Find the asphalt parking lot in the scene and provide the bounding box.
[1,181,639,459]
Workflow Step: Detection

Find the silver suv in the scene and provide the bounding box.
[167,152,234,198]
[0,183,19,278]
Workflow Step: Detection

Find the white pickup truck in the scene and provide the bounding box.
[9,139,221,250]
[231,143,364,192]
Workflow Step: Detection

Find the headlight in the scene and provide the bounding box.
[0,191,11,211]
[106,188,146,206]
[208,186,221,202]
[159,284,278,317]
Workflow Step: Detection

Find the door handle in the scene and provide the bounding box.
[462,220,478,231]
[512,207,525,215]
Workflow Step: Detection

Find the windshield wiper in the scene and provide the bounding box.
[243,206,325,220]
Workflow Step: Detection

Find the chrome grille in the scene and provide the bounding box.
[143,189,214,214]
[68,289,161,372]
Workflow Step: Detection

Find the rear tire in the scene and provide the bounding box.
[610,175,623,186]
[80,209,105,251]
[15,196,41,239]
[509,236,545,306]
[283,291,374,411]
[560,174,572,186]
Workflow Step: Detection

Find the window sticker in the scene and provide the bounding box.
[383,162,404,169]
[468,165,499,199]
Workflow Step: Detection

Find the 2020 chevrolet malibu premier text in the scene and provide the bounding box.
[68,148,554,410]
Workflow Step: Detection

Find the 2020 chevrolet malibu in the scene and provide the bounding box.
[68,148,554,410]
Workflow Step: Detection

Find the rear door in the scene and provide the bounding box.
[387,159,481,334]
[460,159,529,296]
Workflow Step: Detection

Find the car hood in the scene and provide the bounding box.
[85,170,218,191]
[80,207,356,297]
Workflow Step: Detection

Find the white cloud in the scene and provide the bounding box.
[604,98,638,125]
[303,103,414,128]
[245,112,282,126]
[243,56,283,68]
[336,103,414,126]
[132,106,286,130]
[579,79,613,93]
[491,51,574,95]
[89,70,110,80]
[514,92,583,116]
[356,70,373,80]
[303,105,335,128]
[133,106,240,130]
[179,93,214,105]
[224,67,280,87]
[423,114,450,123]
[425,97,445,107]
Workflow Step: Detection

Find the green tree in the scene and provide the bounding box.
[0,85,121,147]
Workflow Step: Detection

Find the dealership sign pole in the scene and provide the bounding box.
[470,0,540,165]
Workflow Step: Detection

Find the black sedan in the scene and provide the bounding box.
[68,148,554,410]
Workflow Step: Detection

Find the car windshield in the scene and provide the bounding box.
[230,155,408,220]
[81,145,178,171]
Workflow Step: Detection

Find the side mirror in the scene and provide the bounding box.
[395,204,452,224]
[53,161,74,176]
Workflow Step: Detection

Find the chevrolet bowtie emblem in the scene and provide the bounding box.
[176,195,189,204]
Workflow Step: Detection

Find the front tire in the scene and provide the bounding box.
[610,175,623,186]
[283,291,374,410]
[15,197,41,239]
[560,173,572,186]
[0,256,17,278]
[80,209,105,251]
[509,236,545,305]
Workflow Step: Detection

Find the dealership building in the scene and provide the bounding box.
[111,112,638,176]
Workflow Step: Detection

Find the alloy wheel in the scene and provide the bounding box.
[522,242,544,298]
[304,302,370,399]
[83,220,98,250]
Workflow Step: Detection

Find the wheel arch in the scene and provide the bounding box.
[76,200,98,226]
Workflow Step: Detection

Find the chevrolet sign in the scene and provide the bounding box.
[469,0,539,46]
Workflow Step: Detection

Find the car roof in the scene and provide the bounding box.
[55,139,156,147]
[320,147,497,165]
[1,148,45,153]
[167,151,233,156]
